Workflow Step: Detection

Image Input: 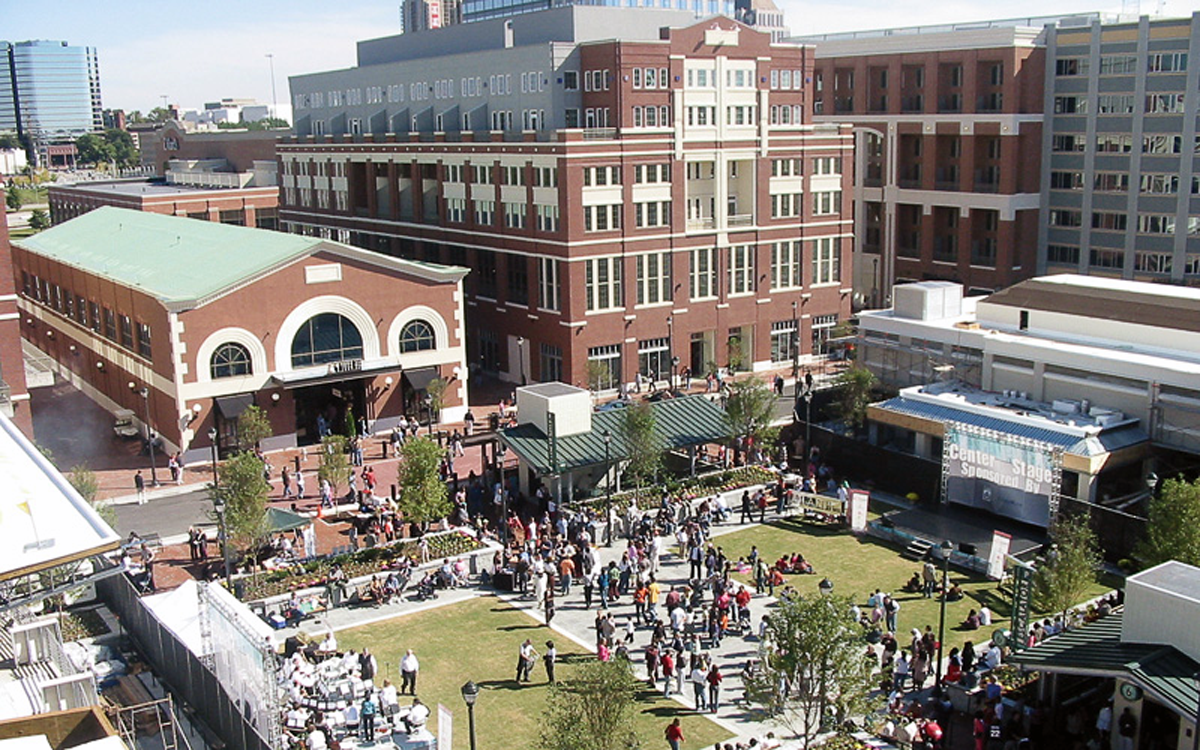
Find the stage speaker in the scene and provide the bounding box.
[959,542,978,556]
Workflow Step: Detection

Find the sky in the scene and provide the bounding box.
[4,0,1198,114]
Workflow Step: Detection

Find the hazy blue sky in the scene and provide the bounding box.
[4,0,1194,113]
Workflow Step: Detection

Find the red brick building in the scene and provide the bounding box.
[12,208,468,461]
[48,179,280,230]
[803,20,1046,304]
[0,217,33,436]
[283,13,854,390]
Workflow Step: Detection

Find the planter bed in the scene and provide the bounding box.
[573,465,779,514]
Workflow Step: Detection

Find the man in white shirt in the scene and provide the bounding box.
[306,726,327,750]
[400,649,420,695]
[983,641,1003,670]
[403,699,430,735]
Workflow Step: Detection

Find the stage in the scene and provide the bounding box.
[870,501,1048,574]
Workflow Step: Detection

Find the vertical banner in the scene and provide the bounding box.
[848,489,870,533]
[1010,562,1035,651]
[987,530,1011,580]
[437,704,452,748]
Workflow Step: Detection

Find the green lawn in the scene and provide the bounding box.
[13,186,48,205]
[716,516,1117,654]
[335,597,734,750]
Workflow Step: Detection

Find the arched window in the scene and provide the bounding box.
[210,342,253,379]
[291,313,364,368]
[399,320,436,353]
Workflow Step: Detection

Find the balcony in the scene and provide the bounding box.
[727,214,753,227]
[582,128,617,141]
[687,217,715,231]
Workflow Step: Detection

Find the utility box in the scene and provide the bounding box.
[515,383,592,437]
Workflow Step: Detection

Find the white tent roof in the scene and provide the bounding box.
[142,580,276,656]
[0,415,120,582]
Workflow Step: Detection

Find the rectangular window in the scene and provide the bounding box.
[445,197,467,223]
[812,191,841,216]
[536,204,560,232]
[477,250,498,298]
[1143,134,1182,154]
[1055,58,1089,76]
[584,257,624,312]
[507,255,529,305]
[475,199,495,225]
[539,258,561,312]
[1089,248,1125,269]
[587,344,622,390]
[770,319,797,364]
[1093,173,1129,192]
[1054,96,1087,114]
[770,193,802,218]
[634,201,671,228]
[1049,209,1083,228]
[1050,171,1084,190]
[504,202,526,229]
[1137,214,1176,235]
[1092,212,1128,232]
[1052,134,1086,152]
[118,314,134,349]
[690,247,718,300]
[532,166,557,187]
[1097,94,1135,114]
[811,237,841,285]
[563,71,578,91]
[103,308,117,341]
[1147,52,1188,73]
[1140,174,1179,194]
[540,343,563,382]
[637,338,670,382]
[75,295,87,326]
[136,322,152,360]
[1096,134,1134,153]
[727,245,755,295]
[89,302,100,333]
[1046,244,1080,265]
[502,166,525,186]
[635,252,672,305]
[1134,251,1173,274]
[584,204,621,232]
[771,241,802,290]
[1145,93,1186,114]
[1099,54,1137,75]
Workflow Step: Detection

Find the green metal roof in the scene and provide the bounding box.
[1009,611,1200,719]
[14,207,466,310]
[499,394,729,475]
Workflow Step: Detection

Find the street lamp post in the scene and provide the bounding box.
[936,539,953,693]
[517,336,526,386]
[460,681,479,750]
[131,382,160,486]
[666,315,674,388]
[208,427,219,484]
[795,374,814,460]
[602,430,613,547]
[671,356,680,392]
[213,495,233,590]
[425,393,434,435]
[497,444,509,545]
[871,256,880,309]
[791,300,799,381]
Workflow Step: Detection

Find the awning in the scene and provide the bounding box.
[214,394,254,420]
[272,357,398,389]
[404,366,440,392]
[267,507,311,533]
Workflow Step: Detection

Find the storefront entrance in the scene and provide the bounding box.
[292,380,367,445]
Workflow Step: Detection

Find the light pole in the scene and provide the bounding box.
[265,54,278,119]
[460,680,479,750]
[791,300,799,380]
[602,430,613,547]
[818,577,833,595]
[425,393,434,435]
[936,539,953,693]
[671,356,680,392]
[871,256,880,309]
[666,315,674,388]
[516,336,526,385]
[208,427,219,483]
[130,382,160,486]
[795,374,814,460]
[213,494,233,590]
[497,443,509,545]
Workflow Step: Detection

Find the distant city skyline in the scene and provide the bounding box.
[4,0,1194,114]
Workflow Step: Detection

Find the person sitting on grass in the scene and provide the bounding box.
[944,582,964,602]
[789,553,814,575]
[963,608,981,630]
[904,571,923,593]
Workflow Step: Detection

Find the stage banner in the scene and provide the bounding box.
[438,704,452,748]
[987,530,1011,580]
[848,489,870,533]
[943,423,1061,528]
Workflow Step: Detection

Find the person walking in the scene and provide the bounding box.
[400,649,419,695]
[661,650,675,697]
[544,588,556,627]
[706,663,722,713]
[664,718,684,750]
[691,662,708,711]
[360,692,378,742]
[295,469,306,499]
[922,559,937,598]
[134,470,146,505]
[739,490,752,524]
[543,640,557,683]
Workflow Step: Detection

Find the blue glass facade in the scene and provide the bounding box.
[0,40,102,147]
[461,0,732,24]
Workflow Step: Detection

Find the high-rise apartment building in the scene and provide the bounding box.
[458,0,734,25]
[284,7,853,389]
[402,0,462,33]
[1039,12,1200,285]
[0,40,103,166]
[799,18,1080,306]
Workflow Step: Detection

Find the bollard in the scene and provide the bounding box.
[382,440,388,459]
[391,484,397,503]
[294,455,300,472]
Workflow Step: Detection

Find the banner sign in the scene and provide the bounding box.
[848,489,869,533]
[1010,561,1034,649]
[943,423,1061,528]
[987,530,1011,581]
[437,704,452,748]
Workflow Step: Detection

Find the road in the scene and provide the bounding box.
[113,488,216,541]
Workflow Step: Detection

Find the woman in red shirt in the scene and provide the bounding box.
[664,718,684,750]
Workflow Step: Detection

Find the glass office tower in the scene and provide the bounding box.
[0,40,103,163]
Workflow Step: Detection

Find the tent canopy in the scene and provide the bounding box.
[267,507,311,533]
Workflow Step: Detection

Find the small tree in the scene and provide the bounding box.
[6,187,20,212]
[212,451,271,562]
[537,659,641,750]
[396,436,450,526]
[425,378,449,426]
[319,435,352,498]
[586,360,612,392]
[1138,477,1200,568]
[68,464,115,529]
[620,400,660,500]
[725,377,777,445]
[835,365,876,430]
[1034,512,1100,619]
[727,336,746,372]
[236,404,273,452]
[344,406,358,440]
[744,593,879,748]
[28,209,50,231]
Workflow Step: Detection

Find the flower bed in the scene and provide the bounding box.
[574,465,779,513]
[240,529,485,602]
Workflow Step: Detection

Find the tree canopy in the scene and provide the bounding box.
[620,400,660,497]
[835,365,876,429]
[74,129,139,168]
[1138,476,1200,568]
[1034,512,1100,617]
[537,659,641,750]
[236,404,273,451]
[724,376,777,444]
[212,451,271,558]
[319,435,352,498]
[27,209,50,231]
[396,436,450,524]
